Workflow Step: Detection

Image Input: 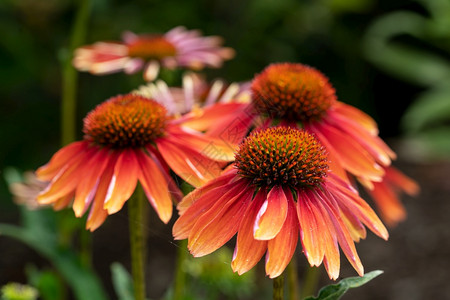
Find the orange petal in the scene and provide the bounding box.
[173,178,243,240]
[177,169,237,215]
[297,191,325,267]
[305,191,341,280]
[53,192,75,211]
[368,181,406,227]
[86,153,118,231]
[231,190,268,275]
[136,150,172,224]
[265,192,298,278]
[337,200,367,242]
[73,148,111,217]
[385,166,420,196]
[325,114,396,166]
[36,141,88,181]
[318,189,363,277]
[333,102,378,135]
[104,149,139,214]
[167,125,236,161]
[187,182,253,257]
[328,176,389,240]
[37,146,95,204]
[308,122,384,182]
[254,185,288,240]
[156,138,222,187]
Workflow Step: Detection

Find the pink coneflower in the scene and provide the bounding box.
[73,26,235,81]
[173,127,388,280]
[36,93,236,230]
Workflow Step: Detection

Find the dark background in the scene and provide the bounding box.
[1,0,449,299]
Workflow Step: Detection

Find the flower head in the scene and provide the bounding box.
[73,27,235,81]
[173,127,388,280]
[36,93,237,231]
[214,62,418,225]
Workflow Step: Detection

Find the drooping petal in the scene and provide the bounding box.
[327,175,389,240]
[156,137,222,187]
[303,190,341,280]
[265,191,299,278]
[53,192,75,211]
[73,148,111,217]
[384,166,420,196]
[86,154,118,231]
[166,125,236,161]
[325,114,396,166]
[254,185,288,240]
[173,177,244,240]
[177,169,237,215]
[307,122,384,182]
[187,181,253,257]
[332,102,378,135]
[104,149,139,214]
[136,150,172,224]
[231,189,268,275]
[317,189,364,276]
[36,141,88,181]
[368,181,406,227]
[37,146,96,204]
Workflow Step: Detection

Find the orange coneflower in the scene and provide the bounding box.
[173,127,388,280]
[73,27,235,81]
[202,62,418,225]
[36,93,236,231]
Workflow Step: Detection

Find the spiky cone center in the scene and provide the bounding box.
[127,36,177,60]
[251,63,337,122]
[235,127,329,188]
[83,94,168,148]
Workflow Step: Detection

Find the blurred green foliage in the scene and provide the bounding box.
[363,0,450,160]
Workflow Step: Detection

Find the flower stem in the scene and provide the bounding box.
[61,0,90,146]
[173,239,188,300]
[300,266,321,299]
[129,186,147,300]
[287,256,299,300]
[273,274,285,300]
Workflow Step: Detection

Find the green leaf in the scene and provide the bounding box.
[401,87,450,133]
[304,270,383,300]
[111,263,134,300]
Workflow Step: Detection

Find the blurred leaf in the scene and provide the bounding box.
[111,263,134,300]
[363,11,450,86]
[1,169,107,300]
[26,266,64,300]
[304,270,383,300]
[401,87,450,133]
[401,127,450,160]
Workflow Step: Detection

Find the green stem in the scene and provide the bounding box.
[300,266,321,299]
[129,186,147,300]
[61,0,90,146]
[173,239,188,300]
[287,256,299,300]
[273,274,285,300]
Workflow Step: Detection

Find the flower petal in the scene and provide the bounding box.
[187,181,253,257]
[156,137,222,187]
[104,149,139,214]
[254,185,288,240]
[231,189,268,275]
[36,141,88,181]
[265,191,298,278]
[333,102,378,135]
[136,150,173,224]
[173,177,243,240]
[73,148,110,217]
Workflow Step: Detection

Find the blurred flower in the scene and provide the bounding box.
[215,62,419,225]
[73,27,235,81]
[35,93,236,231]
[1,282,38,300]
[134,72,250,115]
[8,171,47,210]
[173,127,388,280]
